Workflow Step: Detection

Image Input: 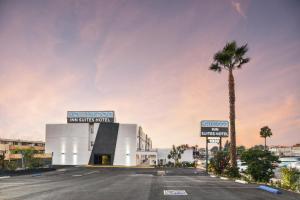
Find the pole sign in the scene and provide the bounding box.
[67,111,115,123]
[200,120,229,137]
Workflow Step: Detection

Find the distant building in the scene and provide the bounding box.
[269,144,300,157]
[0,138,51,161]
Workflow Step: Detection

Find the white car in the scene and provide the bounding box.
[237,160,248,172]
[279,157,300,168]
[288,161,300,170]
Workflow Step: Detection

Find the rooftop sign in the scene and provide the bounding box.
[200,120,229,137]
[67,111,115,123]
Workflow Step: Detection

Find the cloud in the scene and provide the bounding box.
[231,1,246,18]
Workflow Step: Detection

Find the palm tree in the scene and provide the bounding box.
[209,41,250,168]
[260,126,272,150]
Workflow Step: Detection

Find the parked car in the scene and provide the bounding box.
[279,157,300,168]
[288,161,300,170]
[237,160,248,172]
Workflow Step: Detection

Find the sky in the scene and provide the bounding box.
[0,0,299,148]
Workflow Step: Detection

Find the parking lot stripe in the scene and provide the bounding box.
[84,171,97,175]
[0,176,10,179]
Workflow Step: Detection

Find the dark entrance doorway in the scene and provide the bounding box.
[94,154,112,165]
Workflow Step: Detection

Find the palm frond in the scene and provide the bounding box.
[235,44,248,58]
[210,63,222,72]
[224,41,237,52]
[214,52,231,67]
[236,57,250,69]
[209,41,249,71]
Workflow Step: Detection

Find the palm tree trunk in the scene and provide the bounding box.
[228,68,237,168]
[265,137,267,151]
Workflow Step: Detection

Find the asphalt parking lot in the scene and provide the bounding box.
[0,167,299,200]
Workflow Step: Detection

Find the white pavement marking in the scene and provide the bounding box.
[165,186,193,188]
[164,190,188,195]
[220,177,229,180]
[235,180,248,184]
[0,182,26,185]
[72,174,82,177]
[84,171,97,175]
[0,176,10,179]
[130,174,153,177]
[164,180,185,182]
[210,175,217,178]
[166,185,256,189]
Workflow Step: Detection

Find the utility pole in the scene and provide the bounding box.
[205,137,208,174]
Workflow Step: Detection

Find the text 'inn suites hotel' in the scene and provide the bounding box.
[45,111,157,166]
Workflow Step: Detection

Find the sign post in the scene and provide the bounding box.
[205,137,208,173]
[200,120,229,174]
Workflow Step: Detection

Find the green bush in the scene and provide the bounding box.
[280,167,300,191]
[182,162,195,168]
[209,151,230,175]
[225,166,240,178]
[4,160,18,171]
[30,158,43,169]
[241,149,279,182]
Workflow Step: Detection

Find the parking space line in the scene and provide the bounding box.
[0,176,10,179]
[84,171,97,175]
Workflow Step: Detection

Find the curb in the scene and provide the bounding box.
[258,185,281,194]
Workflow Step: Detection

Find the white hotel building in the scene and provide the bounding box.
[45,111,157,166]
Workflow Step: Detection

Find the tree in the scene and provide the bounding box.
[280,167,300,191]
[0,152,4,169]
[236,146,246,156]
[241,149,279,182]
[11,148,36,169]
[223,140,230,152]
[209,41,250,168]
[167,145,186,166]
[260,126,272,150]
[210,146,219,155]
[251,145,265,150]
[209,151,230,175]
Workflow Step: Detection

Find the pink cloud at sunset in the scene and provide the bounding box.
[0,0,299,148]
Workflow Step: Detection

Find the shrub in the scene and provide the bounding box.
[4,160,18,171]
[209,151,230,175]
[225,166,240,178]
[241,149,279,182]
[30,158,43,169]
[166,161,175,167]
[280,167,300,191]
[182,162,195,168]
